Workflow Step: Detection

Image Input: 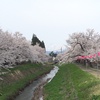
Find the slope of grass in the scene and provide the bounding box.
[44,63,100,100]
[0,63,53,100]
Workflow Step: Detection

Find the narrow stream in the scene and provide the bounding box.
[15,66,59,100]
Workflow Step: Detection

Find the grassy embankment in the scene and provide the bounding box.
[44,63,100,100]
[0,63,53,100]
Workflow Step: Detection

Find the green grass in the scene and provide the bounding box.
[0,63,53,100]
[44,63,100,100]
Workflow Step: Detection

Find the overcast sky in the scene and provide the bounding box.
[0,0,100,51]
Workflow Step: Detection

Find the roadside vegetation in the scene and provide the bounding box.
[44,63,100,100]
[0,62,53,100]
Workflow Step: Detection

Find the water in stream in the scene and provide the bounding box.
[15,66,59,100]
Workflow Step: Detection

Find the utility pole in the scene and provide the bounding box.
[61,47,62,53]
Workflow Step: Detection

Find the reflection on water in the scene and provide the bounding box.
[15,66,59,100]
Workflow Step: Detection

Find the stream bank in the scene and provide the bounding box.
[0,63,53,100]
[43,63,100,100]
[15,66,59,100]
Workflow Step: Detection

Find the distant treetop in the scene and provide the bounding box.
[31,34,45,48]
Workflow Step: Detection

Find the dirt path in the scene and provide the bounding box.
[77,64,100,78]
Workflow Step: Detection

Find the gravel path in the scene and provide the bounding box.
[77,64,100,78]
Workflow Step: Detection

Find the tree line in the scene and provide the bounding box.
[0,30,48,68]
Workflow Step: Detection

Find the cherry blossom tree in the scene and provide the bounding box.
[0,29,49,68]
[57,29,100,66]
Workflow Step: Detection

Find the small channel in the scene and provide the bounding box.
[15,66,59,100]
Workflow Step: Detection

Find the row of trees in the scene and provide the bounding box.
[57,29,100,67]
[0,29,49,68]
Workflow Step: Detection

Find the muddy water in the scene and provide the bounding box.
[15,66,59,100]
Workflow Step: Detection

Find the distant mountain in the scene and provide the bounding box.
[46,49,66,55]
[46,51,51,55]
